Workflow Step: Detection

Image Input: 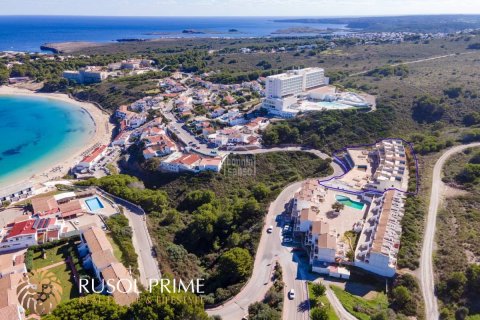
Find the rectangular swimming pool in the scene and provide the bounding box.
[335,195,365,210]
[85,197,105,212]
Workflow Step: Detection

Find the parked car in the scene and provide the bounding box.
[151,247,158,257]
[288,289,295,300]
[283,236,292,243]
[267,225,273,233]
[283,224,290,231]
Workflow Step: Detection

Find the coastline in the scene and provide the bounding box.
[0,86,113,193]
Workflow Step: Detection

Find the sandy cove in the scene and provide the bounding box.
[0,86,113,191]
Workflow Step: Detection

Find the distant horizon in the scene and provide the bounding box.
[3,0,480,17]
[1,13,480,18]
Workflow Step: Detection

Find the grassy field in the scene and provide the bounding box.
[48,263,80,301]
[32,243,71,270]
[307,282,339,320]
[106,233,124,263]
[30,240,86,304]
[435,147,480,317]
[330,285,389,320]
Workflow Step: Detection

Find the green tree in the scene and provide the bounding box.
[310,307,329,320]
[0,63,9,84]
[411,95,445,123]
[391,285,412,309]
[446,272,467,301]
[44,295,128,320]
[248,302,281,320]
[130,283,209,320]
[331,202,345,212]
[311,283,326,297]
[217,247,253,284]
[252,183,270,201]
[182,189,216,211]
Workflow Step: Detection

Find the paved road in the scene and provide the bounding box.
[207,152,345,320]
[232,146,333,160]
[420,142,480,320]
[206,181,309,320]
[325,286,358,320]
[96,188,161,287]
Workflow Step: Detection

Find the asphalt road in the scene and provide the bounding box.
[206,181,309,320]
[206,154,345,320]
[96,188,162,287]
[420,142,480,320]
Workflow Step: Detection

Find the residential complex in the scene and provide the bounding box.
[355,190,406,277]
[291,139,411,278]
[0,217,64,253]
[78,225,138,306]
[326,139,410,194]
[160,152,225,173]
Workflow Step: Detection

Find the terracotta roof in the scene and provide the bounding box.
[91,249,117,271]
[0,305,20,320]
[311,221,329,235]
[198,157,222,167]
[0,273,22,309]
[82,225,113,254]
[31,196,59,215]
[172,153,201,166]
[300,208,317,222]
[59,200,84,217]
[372,190,395,253]
[6,220,36,238]
[81,145,107,163]
[101,262,138,306]
[318,233,337,250]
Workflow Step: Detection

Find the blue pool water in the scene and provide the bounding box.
[0,95,94,188]
[335,195,365,210]
[85,197,105,212]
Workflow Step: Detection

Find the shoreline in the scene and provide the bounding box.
[0,86,113,193]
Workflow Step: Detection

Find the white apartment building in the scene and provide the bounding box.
[63,67,108,84]
[263,68,328,117]
[0,218,64,253]
[366,139,408,192]
[355,190,405,277]
[265,68,326,99]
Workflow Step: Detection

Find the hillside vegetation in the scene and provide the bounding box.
[79,152,332,304]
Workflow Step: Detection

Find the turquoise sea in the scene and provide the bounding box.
[0,95,95,188]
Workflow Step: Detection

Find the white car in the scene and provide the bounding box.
[288,289,295,300]
[267,225,273,233]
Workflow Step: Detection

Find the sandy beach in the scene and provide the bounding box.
[0,86,113,192]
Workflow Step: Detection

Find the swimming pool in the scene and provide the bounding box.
[85,197,105,212]
[335,195,365,210]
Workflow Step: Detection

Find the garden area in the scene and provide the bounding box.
[308,282,338,320]
[26,238,89,303]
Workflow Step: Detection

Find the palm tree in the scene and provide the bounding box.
[332,202,345,213]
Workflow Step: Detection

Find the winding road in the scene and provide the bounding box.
[206,155,354,319]
[96,188,162,287]
[420,142,480,320]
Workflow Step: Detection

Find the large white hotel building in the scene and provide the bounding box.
[263,68,328,117]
